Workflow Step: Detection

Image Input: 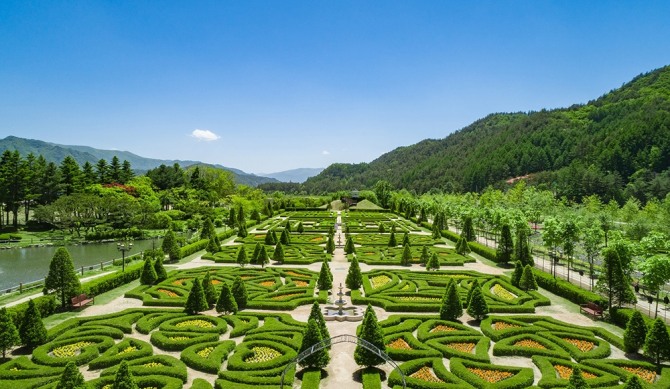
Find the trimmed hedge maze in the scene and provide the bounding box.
[353,269,549,313]
[126,267,327,310]
[205,242,328,264]
[375,315,670,389]
[351,245,474,266]
[0,309,307,389]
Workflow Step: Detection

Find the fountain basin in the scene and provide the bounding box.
[323,307,363,322]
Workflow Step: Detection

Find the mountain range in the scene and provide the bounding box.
[304,65,670,202]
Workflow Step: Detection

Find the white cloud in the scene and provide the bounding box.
[191,129,220,141]
[322,150,330,155]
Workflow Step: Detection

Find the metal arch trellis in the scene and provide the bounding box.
[279,334,406,388]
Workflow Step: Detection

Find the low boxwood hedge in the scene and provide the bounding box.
[532,356,620,388]
[384,332,442,360]
[300,368,322,389]
[181,340,236,374]
[159,315,228,334]
[192,378,214,389]
[424,336,490,363]
[0,356,62,380]
[135,312,188,334]
[89,374,183,389]
[99,355,187,383]
[88,338,154,369]
[150,331,219,351]
[361,367,382,389]
[450,357,534,389]
[54,325,125,341]
[388,357,467,388]
[492,333,571,360]
[32,335,115,367]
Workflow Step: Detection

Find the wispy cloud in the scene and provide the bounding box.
[322,150,330,155]
[191,129,220,141]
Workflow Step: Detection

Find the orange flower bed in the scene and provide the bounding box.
[271,293,302,300]
[286,271,307,277]
[430,325,456,333]
[493,322,520,331]
[513,339,546,349]
[387,338,412,350]
[554,365,597,380]
[447,342,475,353]
[241,276,253,280]
[562,338,595,352]
[310,236,324,242]
[295,280,309,287]
[172,279,187,286]
[621,366,656,383]
[410,366,443,383]
[468,368,514,383]
[260,280,276,287]
[211,279,222,285]
[158,289,179,297]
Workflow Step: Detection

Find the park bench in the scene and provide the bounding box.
[579,302,604,319]
[71,293,94,308]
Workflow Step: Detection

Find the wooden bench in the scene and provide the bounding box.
[71,293,94,308]
[579,302,603,319]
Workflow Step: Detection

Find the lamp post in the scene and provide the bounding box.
[117,241,133,272]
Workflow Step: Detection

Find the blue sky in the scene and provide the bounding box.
[1,1,669,174]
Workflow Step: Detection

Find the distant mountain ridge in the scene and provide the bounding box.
[260,168,324,183]
[0,136,278,187]
[304,65,670,201]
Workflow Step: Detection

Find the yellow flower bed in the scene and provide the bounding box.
[52,341,94,358]
[491,284,516,301]
[211,279,222,285]
[562,338,595,352]
[554,365,597,380]
[295,280,309,287]
[492,322,520,331]
[621,366,656,383]
[401,284,413,291]
[387,338,412,350]
[310,236,324,242]
[172,279,187,286]
[9,367,20,371]
[143,362,164,368]
[286,271,307,277]
[158,289,179,297]
[467,367,514,383]
[397,296,440,302]
[513,339,546,349]
[430,325,457,333]
[271,293,302,300]
[169,336,189,341]
[370,275,391,289]
[197,347,214,358]
[447,342,475,353]
[410,366,443,383]
[260,280,276,287]
[119,346,137,354]
[176,319,215,329]
[102,385,113,389]
[245,347,281,363]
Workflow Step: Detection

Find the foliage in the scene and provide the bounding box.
[519,265,538,291]
[19,300,47,349]
[0,307,20,359]
[511,261,523,287]
[309,301,330,343]
[496,225,514,264]
[461,216,476,241]
[514,228,533,266]
[298,319,329,368]
[345,236,356,254]
[153,256,167,282]
[272,242,285,263]
[346,256,363,289]
[216,283,238,315]
[140,258,158,285]
[623,375,644,389]
[256,245,270,268]
[466,285,489,320]
[44,247,81,309]
[439,280,463,321]
[597,247,635,311]
[317,262,333,291]
[202,271,217,307]
[113,360,138,389]
[455,236,470,256]
[162,230,180,262]
[326,234,335,254]
[566,366,590,389]
[236,246,249,267]
[623,310,647,353]
[231,276,248,310]
[355,305,385,367]
[184,278,208,315]
[426,252,440,271]
[401,244,412,266]
[56,361,86,389]
[644,318,670,364]
[388,231,397,247]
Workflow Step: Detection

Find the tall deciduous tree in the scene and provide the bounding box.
[623,310,647,354]
[299,319,329,369]
[582,224,603,290]
[231,276,248,309]
[56,361,86,389]
[496,225,514,264]
[354,305,385,367]
[0,307,20,359]
[216,283,238,315]
[44,247,81,309]
[345,257,362,290]
[597,247,633,311]
[514,227,533,267]
[20,299,47,348]
[638,255,670,318]
[561,220,580,282]
[184,277,208,314]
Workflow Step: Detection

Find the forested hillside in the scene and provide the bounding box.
[304,66,670,203]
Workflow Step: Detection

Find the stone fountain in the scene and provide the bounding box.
[323,283,363,322]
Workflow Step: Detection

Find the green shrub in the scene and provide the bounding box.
[88,338,153,369]
[450,357,534,389]
[532,269,607,307]
[532,355,620,388]
[32,335,115,367]
[135,312,187,334]
[181,340,236,374]
[300,367,323,389]
[150,331,219,351]
[99,354,188,382]
[361,368,382,389]
[89,374,183,389]
[158,315,227,334]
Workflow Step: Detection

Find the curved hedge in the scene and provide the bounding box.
[150,331,219,351]
[181,340,236,374]
[32,335,115,367]
[88,338,154,369]
[450,358,534,389]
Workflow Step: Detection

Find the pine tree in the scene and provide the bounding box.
[236,246,249,267]
[19,300,47,348]
[511,261,524,287]
[566,366,590,389]
[257,245,269,268]
[272,230,279,245]
[231,276,248,309]
[597,247,633,311]
[354,305,385,367]
[401,244,412,266]
[298,319,329,368]
[623,310,648,353]
[345,236,356,254]
[272,242,285,263]
[113,360,138,389]
[644,318,670,364]
[280,229,291,245]
[378,223,386,233]
[440,280,463,321]
[0,307,20,359]
[345,256,362,290]
[285,219,292,232]
[432,222,442,239]
[200,218,215,241]
[237,222,248,238]
[326,235,335,254]
[297,221,304,234]
[206,231,220,254]
[519,265,538,291]
[461,216,476,241]
[317,262,333,291]
[402,233,410,247]
[162,229,180,262]
[44,247,81,309]
[496,225,514,264]
[420,246,430,266]
[202,271,217,308]
[456,236,471,256]
[56,361,86,389]
[251,209,261,224]
[216,283,238,315]
[466,286,489,320]
[309,301,330,343]
[184,277,209,314]
[251,243,262,263]
[153,256,167,282]
[264,230,276,245]
[466,279,480,307]
[140,258,158,285]
[623,375,644,389]
[388,231,397,247]
[514,228,533,266]
[427,252,440,271]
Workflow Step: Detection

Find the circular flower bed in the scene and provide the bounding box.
[52,341,94,358]
[175,320,215,329]
[468,367,514,383]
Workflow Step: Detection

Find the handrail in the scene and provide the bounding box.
[280,334,405,388]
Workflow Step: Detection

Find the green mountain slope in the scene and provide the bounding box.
[0,136,278,187]
[304,65,670,201]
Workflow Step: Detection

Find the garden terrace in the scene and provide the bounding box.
[353,269,549,313]
[204,243,328,264]
[351,245,474,266]
[125,267,327,310]
[349,232,442,247]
